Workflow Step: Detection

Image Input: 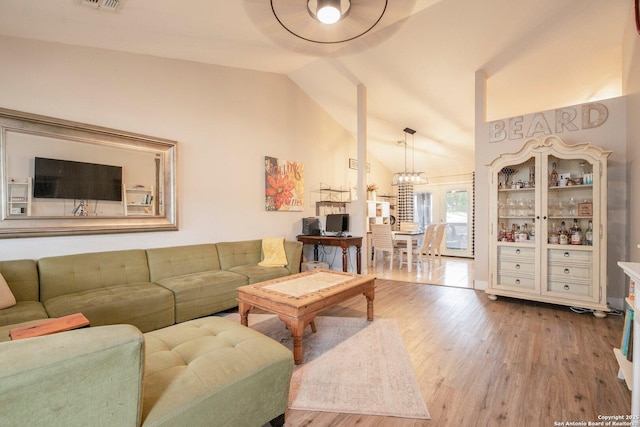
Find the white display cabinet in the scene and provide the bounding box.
[487,135,610,317]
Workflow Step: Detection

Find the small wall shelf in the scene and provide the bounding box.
[123,184,155,216]
[7,178,32,217]
[314,183,351,216]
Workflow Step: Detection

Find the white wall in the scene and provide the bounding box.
[474,95,628,305]
[0,36,390,267]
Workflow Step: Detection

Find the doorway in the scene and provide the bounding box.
[414,178,474,258]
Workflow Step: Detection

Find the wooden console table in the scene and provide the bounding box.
[296,235,363,274]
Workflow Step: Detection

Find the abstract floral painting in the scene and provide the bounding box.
[265,156,304,211]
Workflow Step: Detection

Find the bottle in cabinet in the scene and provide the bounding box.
[570,219,582,245]
[549,223,559,244]
[558,221,569,245]
[529,219,535,242]
[585,220,593,246]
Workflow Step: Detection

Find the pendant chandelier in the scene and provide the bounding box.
[392,127,428,186]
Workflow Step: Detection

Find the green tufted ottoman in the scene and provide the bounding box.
[142,316,293,427]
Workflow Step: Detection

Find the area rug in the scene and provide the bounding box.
[222,313,430,419]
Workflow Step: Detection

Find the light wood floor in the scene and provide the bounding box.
[284,257,631,426]
[369,254,475,289]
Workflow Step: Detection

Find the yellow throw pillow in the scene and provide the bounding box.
[259,237,288,268]
[0,272,17,309]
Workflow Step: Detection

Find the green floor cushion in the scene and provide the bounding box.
[227,264,291,284]
[155,270,248,323]
[0,301,48,328]
[43,283,175,333]
[142,316,293,427]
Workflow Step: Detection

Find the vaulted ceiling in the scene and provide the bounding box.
[0,0,631,178]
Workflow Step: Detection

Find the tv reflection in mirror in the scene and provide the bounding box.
[33,157,123,202]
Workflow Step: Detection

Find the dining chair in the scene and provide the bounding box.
[430,223,446,261]
[370,223,398,269]
[400,223,436,268]
[399,221,419,232]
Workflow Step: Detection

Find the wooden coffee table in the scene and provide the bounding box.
[237,269,376,364]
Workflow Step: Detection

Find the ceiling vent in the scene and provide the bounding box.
[80,0,120,12]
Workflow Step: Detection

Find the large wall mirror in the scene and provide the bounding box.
[0,107,177,238]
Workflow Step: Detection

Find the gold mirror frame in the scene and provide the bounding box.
[0,107,177,238]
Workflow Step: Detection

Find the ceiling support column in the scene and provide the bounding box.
[357,83,368,274]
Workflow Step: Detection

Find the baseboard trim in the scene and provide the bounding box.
[474,280,488,290]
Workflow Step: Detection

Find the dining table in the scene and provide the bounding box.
[392,230,423,272]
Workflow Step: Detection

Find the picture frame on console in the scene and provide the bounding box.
[0,107,178,238]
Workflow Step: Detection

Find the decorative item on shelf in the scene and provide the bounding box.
[583,172,593,185]
[549,162,558,187]
[72,200,89,216]
[500,167,515,189]
[391,127,427,186]
[366,183,378,201]
[578,201,593,216]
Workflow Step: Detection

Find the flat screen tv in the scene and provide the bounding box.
[33,157,123,202]
[326,214,349,234]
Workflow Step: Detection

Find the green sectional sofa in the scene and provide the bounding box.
[0,238,302,334]
[0,238,302,427]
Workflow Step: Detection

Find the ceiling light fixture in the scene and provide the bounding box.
[245,0,416,55]
[392,127,428,186]
[308,0,350,25]
[268,0,388,45]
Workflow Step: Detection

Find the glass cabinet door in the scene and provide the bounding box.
[496,156,537,245]
[545,155,594,248]
[543,153,597,302]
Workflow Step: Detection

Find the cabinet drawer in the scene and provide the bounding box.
[548,249,592,263]
[498,259,535,274]
[497,274,535,290]
[548,264,592,280]
[499,246,535,259]
[547,279,592,296]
